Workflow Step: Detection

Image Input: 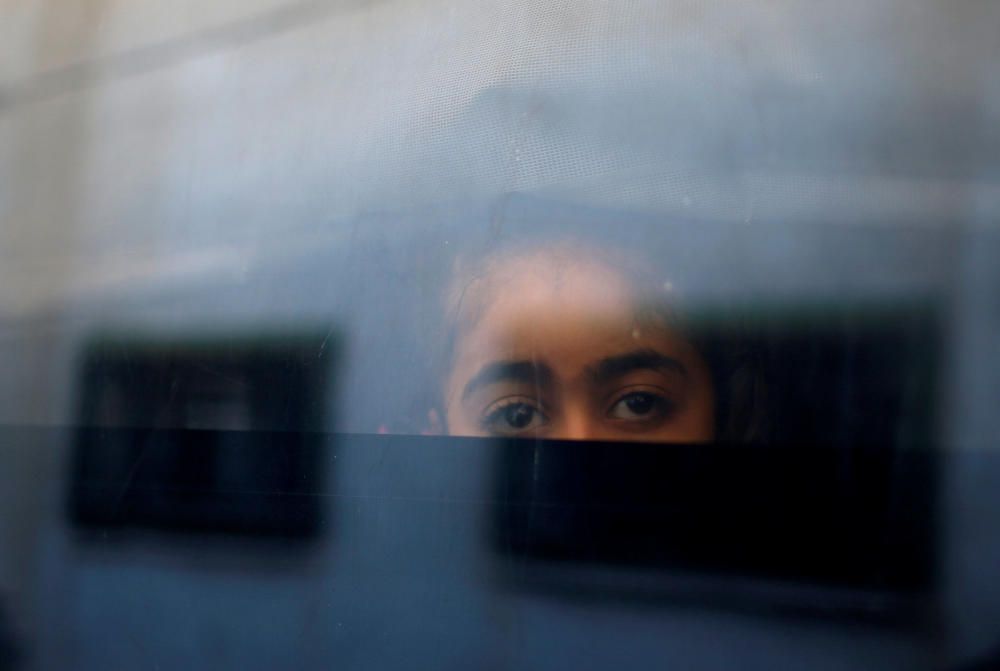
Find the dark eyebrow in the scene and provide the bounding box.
[461,360,552,400]
[587,349,687,384]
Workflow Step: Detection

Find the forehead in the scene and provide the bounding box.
[448,249,679,374]
[466,251,640,322]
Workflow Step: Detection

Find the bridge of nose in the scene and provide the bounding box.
[551,394,603,441]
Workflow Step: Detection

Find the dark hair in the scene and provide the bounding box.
[691,321,771,443]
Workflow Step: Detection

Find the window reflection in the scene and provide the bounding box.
[1,0,996,663]
[490,437,937,615]
[69,333,334,537]
[422,209,946,615]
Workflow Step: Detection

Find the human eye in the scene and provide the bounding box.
[480,397,548,436]
[606,387,675,424]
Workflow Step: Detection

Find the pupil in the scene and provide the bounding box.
[505,404,534,428]
[625,394,654,415]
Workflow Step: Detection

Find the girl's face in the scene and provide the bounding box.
[443,249,715,442]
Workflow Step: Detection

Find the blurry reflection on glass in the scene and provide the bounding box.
[432,238,767,442]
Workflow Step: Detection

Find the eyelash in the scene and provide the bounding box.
[479,396,548,435]
[478,387,676,436]
[605,387,677,424]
